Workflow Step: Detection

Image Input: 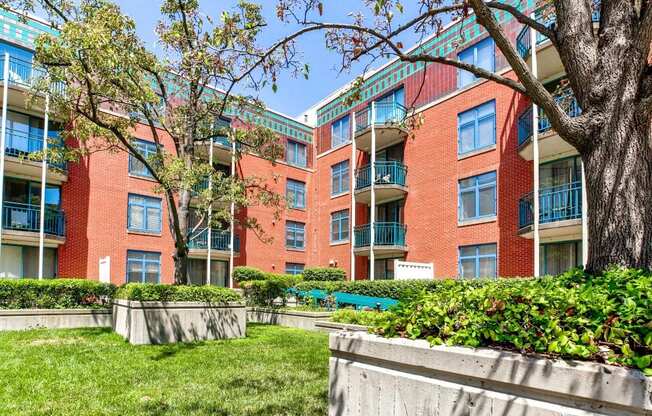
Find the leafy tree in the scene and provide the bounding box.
[7,0,306,284]
[275,0,652,273]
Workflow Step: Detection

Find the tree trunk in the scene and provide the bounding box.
[583,111,652,273]
[173,188,192,285]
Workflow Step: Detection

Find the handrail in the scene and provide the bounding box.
[1,201,65,236]
[0,54,65,95]
[187,228,240,252]
[4,127,66,169]
[354,101,407,133]
[517,90,581,146]
[519,181,582,228]
[354,222,407,248]
[355,160,407,190]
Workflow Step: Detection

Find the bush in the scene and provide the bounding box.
[232,266,266,284]
[302,267,346,282]
[114,283,241,303]
[0,278,116,309]
[373,268,652,374]
[331,309,392,327]
[294,279,461,300]
[242,273,303,307]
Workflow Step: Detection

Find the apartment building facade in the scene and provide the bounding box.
[0,2,589,284]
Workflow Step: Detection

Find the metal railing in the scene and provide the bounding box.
[187,229,240,252]
[1,201,65,236]
[4,127,66,169]
[355,160,407,190]
[519,181,582,228]
[0,55,65,95]
[354,222,406,248]
[355,101,407,133]
[517,91,581,145]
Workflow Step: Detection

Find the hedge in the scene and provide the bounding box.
[241,273,303,307]
[373,268,652,374]
[331,309,392,327]
[301,267,345,282]
[232,266,266,284]
[0,278,116,309]
[114,283,241,303]
[294,279,467,300]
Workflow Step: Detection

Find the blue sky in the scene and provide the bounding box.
[113,0,428,120]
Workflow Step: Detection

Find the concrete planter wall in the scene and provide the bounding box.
[112,300,246,345]
[315,320,369,334]
[329,332,652,416]
[0,308,111,331]
[247,307,333,331]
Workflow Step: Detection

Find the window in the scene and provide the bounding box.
[459,172,497,221]
[458,100,496,154]
[331,160,350,195]
[331,115,350,148]
[331,210,350,243]
[128,194,162,233]
[129,139,158,177]
[126,250,161,283]
[286,263,305,275]
[540,241,583,276]
[374,87,405,124]
[372,258,401,280]
[286,221,305,249]
[458,37,495,88]
[286,179,306,209]
[287,140,307,167]
[459,244,497,279]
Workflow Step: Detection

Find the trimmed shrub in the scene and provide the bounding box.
[302,267,346,282]
[242,273,303,307]
[0,278,116,309]
[232,266,266,284]
[373,268,652,374]
[294,279,460,300]
[114,283,241,303]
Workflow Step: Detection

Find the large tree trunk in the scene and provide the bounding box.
[172,188,192,285]
[583,111,652,273]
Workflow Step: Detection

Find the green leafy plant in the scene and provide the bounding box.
[372,268,652,374]
[241,273,303,307]
[301,267,346,282]
[232,267,266,284]
[114,283,241,303]
[331,309,392,327]
[0,279,116,309]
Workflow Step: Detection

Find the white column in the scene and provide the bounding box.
[350,112,357,281]
[369,102,376,281]
[38,94,50,280]
[206,137,213,285]
[581,161,588,266]
[530,23,541,277]
[0,53,10,265]
[228,139,236,288]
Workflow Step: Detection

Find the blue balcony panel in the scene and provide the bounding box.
[355,161,407,190]
[188,229,240,252]
[354,222,407,249]
[2,201,65,237]
[519,181,582,229]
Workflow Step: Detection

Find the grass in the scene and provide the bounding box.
[0,324,329,416]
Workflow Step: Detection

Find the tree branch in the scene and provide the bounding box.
[485,1,556,42]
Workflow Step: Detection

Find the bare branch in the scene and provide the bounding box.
[485,1,556,41]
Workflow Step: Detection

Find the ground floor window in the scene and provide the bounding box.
[187,259,228,286]
[540,241,582,276]
[0,245,57,278]
[370,257,402,280]
[459,243,497,279]
[126,250,160,283]
[285,263,304,275]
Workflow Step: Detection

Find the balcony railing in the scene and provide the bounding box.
[355,101,407,133]
[4,127,66,169]
[517,91,581,145]
[519,181,582,229]
[0,55,65,95]
[188,229,240,252]
[354,222,406,248]
[2,201,66,237]
[516,5,600,59]
[355,161,407,190]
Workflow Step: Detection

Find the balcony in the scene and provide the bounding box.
[354,101,408,152]
[187,228,240,259]
[354,161,407,204]
[518,181,583,240]
[353,222,407,256]
[195,135,235,165]
[3,128,68,183]
[1,202,65,246]
[0,55,65,111]
[517,91,581,161]
[515,5,600,80]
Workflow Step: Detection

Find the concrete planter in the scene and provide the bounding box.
[315,320,369,333]
[0,308,111,331]
[329,332,652,416]
[112,300,246,345]
[247,307,333,331]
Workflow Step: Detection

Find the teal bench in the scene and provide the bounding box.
[287,288,398,311]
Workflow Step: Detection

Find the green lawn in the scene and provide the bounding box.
[0,324,329,416]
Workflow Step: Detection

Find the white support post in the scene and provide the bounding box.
[369,102,376,281]
[38,94,50,280]
[581,161,588,266]
[0,53,10,266]
[530,23,541,277]
[228,139,236,288]
[350,113,357,281]
[206,137,213,286]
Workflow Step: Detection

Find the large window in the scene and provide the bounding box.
[540,156,582,189]
[129,139,158,178]
[331,115,350,148]
[331,160,350,195]
[128,194,162,233]
[286,179,306,209]
[330,210,350,243]
[187,259,228,286]
[540,241,583,276]
[287,140,307,167]
[458,100,496,155]
[459,171,497,221]
[372,258,401,280]
[286,221,305,249]
[126,250,161,283]
[458,37,495,88]
[286,263,305,275]
[459,244,497,279]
